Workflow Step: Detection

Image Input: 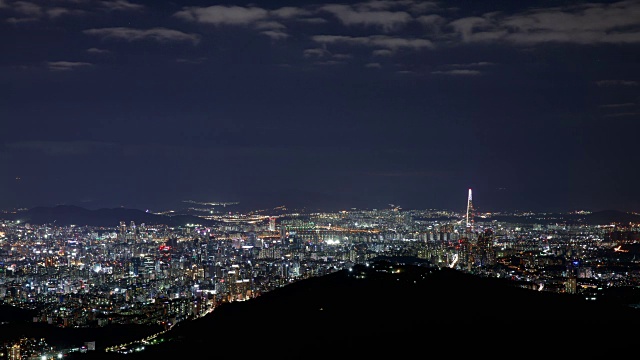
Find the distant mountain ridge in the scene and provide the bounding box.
[583,209,640,224]
[0,205,219,227]
[486,209,640,225]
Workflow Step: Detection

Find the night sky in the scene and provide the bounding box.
[1,0,639,213]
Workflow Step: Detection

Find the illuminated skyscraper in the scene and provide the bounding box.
[476,228,495,267]
[8,344,20,360]
[466,188,474,233]
[130,221,136,241]
[119,221,126,242]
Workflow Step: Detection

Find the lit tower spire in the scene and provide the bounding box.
[466,188,474,232]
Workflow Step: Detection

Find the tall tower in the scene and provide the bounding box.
[466,188,474,233]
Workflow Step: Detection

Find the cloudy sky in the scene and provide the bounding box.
[1,0,639,213]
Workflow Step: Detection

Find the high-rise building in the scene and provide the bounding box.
[119,221,127,242]
[476,228,495,267]
[129,221,137,242]
[131,256,141,276]
[466,188,474,233]
[565,275,577,294]
[8,344,20,360]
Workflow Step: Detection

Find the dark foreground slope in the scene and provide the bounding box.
[69,262,640,359]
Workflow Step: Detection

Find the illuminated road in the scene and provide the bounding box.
[449,253,459,268]
[104,306,216,355]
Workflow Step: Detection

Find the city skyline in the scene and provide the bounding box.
[1,0,639,213]
[1,195,640,359]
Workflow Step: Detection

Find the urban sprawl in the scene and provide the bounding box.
[1,204,639,358]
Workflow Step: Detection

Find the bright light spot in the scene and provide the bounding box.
[58,354,63,359]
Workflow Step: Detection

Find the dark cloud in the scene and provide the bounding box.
[596,80,639,86]
[83,27,201,44]
[0,0,142,22]
[47,61,93,71]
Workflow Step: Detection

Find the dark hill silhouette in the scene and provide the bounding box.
[0,304,37,323]
[1,205,218,227]
[582,209,640,225]
[66,262,640,359]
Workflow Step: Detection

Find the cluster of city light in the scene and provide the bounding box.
[3,192,640,358]
[39,353,63,359]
